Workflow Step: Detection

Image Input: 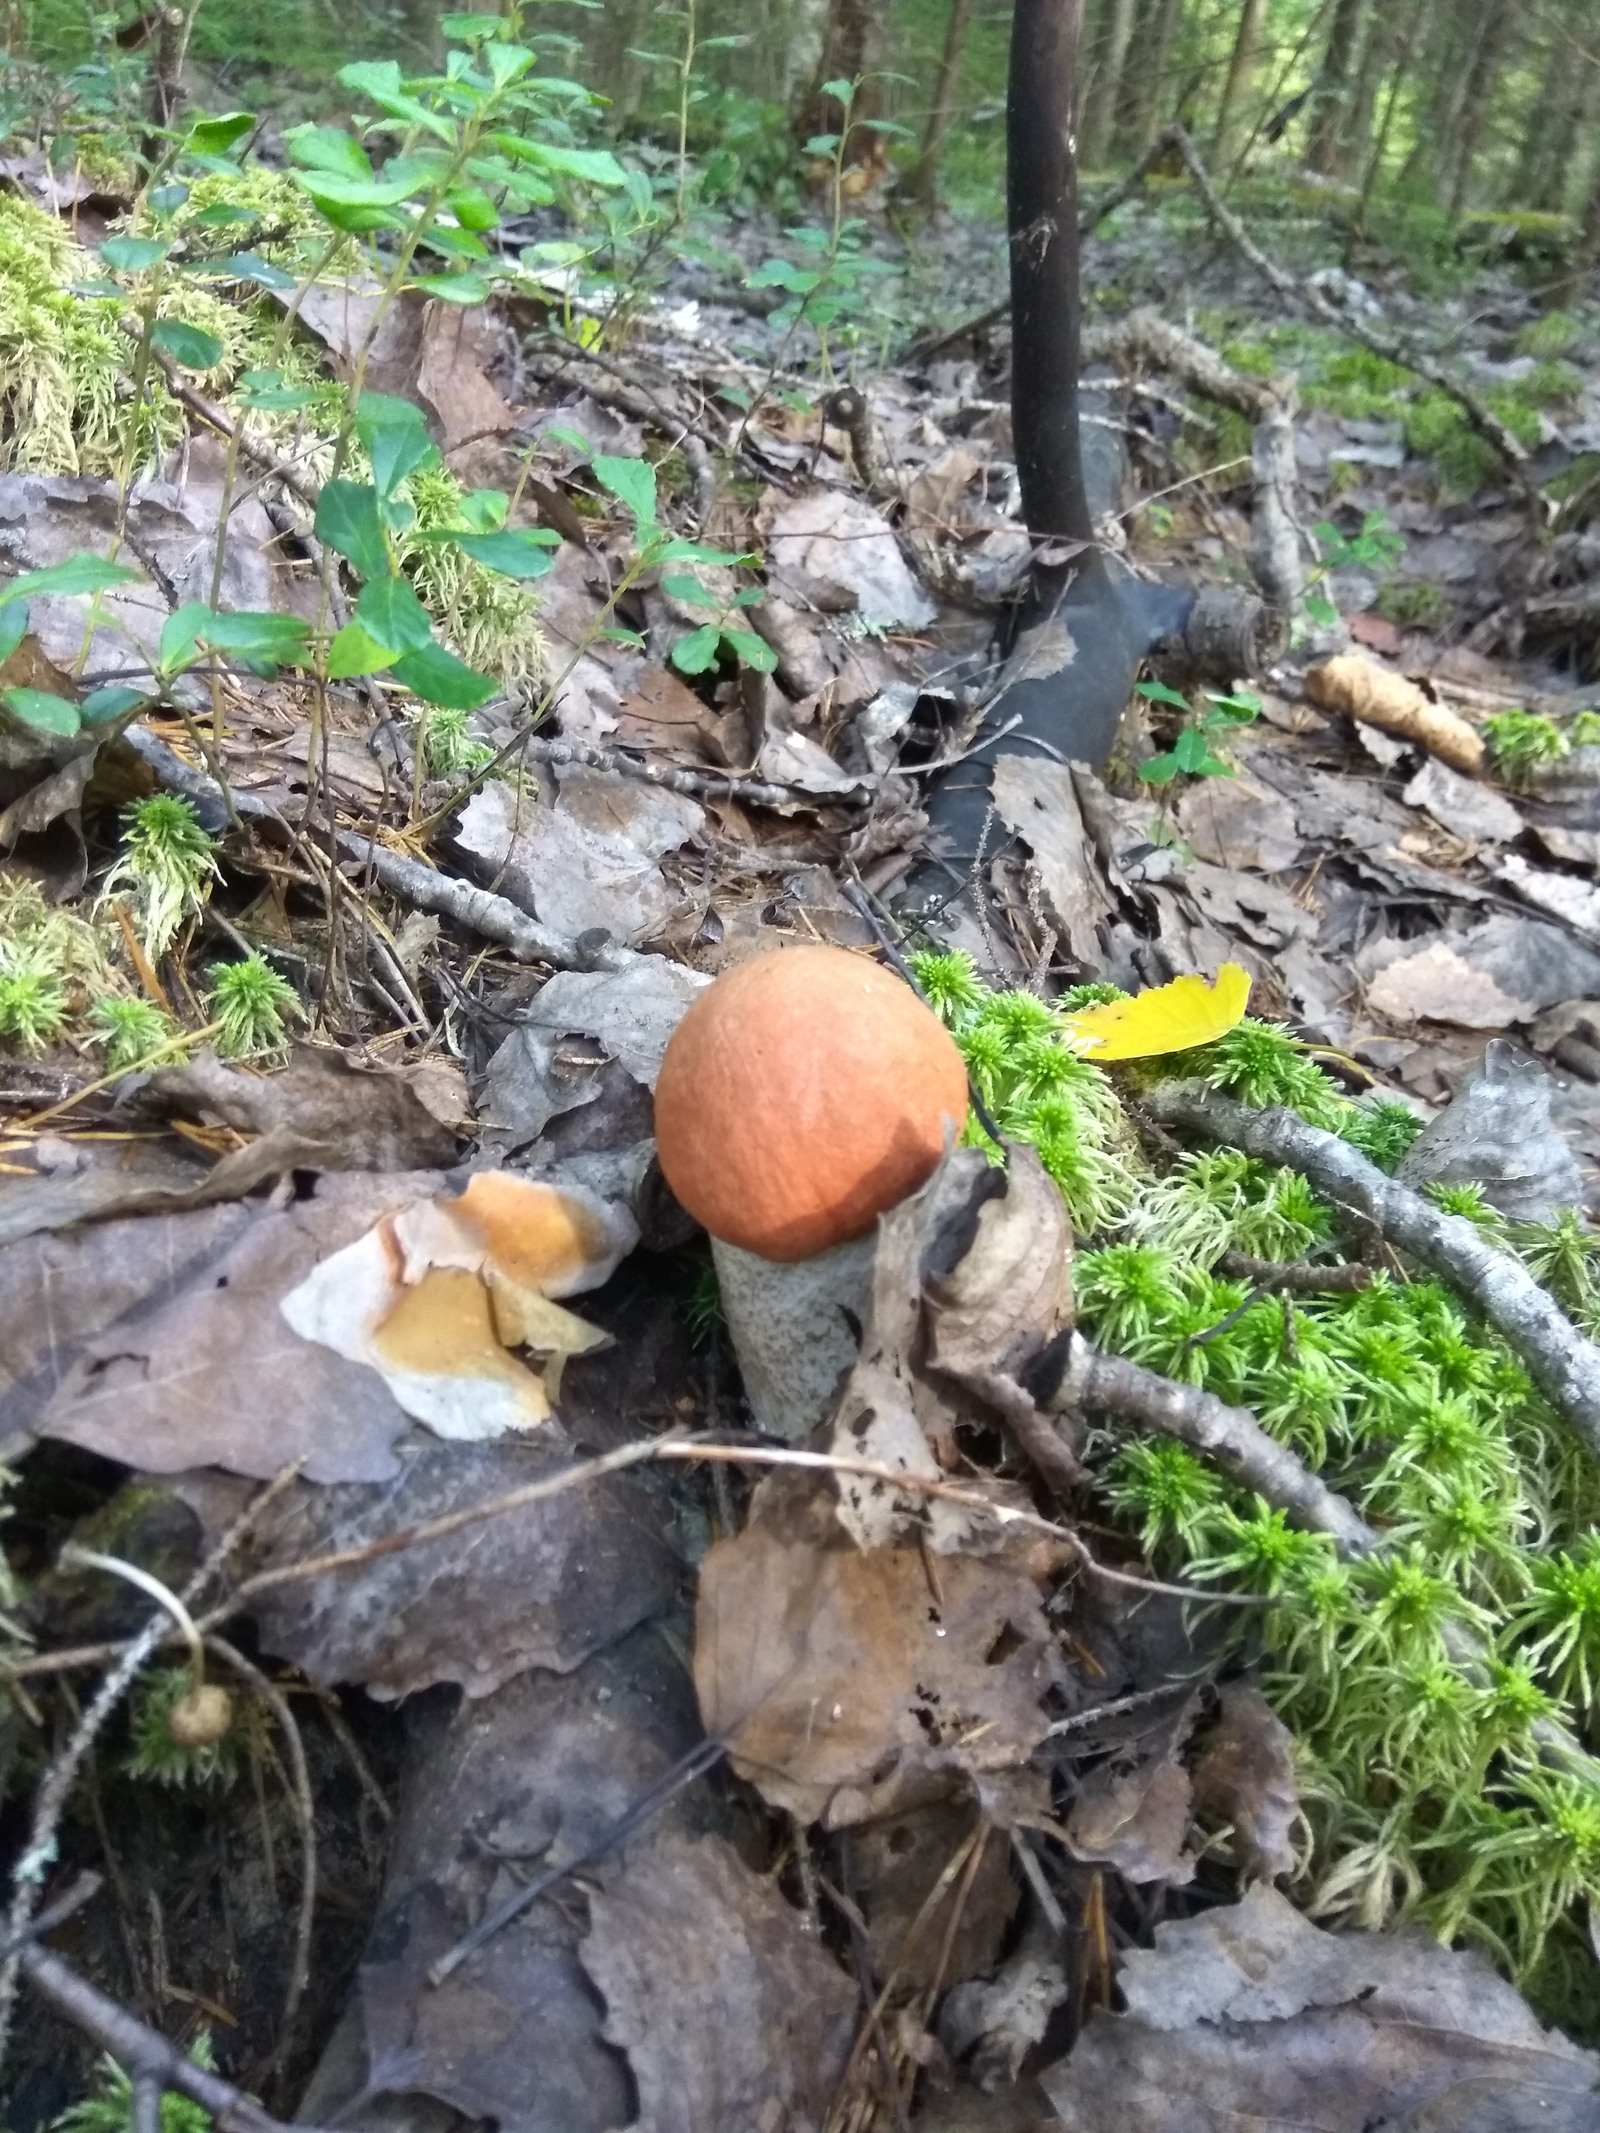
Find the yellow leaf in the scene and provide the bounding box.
[1063,964,1252,1061]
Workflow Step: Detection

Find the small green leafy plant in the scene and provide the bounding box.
[51,2032,216,2133]
[88,994,175,1071]
[1304,512,1405,629]
[1484,710,1569,788]
[1136,680,1262,786]
[102,795,220,956]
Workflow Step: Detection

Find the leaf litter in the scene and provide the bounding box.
[11,112,1600,2133]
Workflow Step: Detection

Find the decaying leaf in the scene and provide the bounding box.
[991,756,1117,971]
[455,769,702,949]
[1396,1038,1584,1222]
[582,1830,857,2133]
[36,1173,444,1483]
[170,1415,680,1700]
[694,1469,1069,1827]
[1305,656,1485,776]
[1064,965,1252,1061]
[1188,1682,1299,1884]
[298,1626,702,2130]
[764,487,937,629]
[940,1920,1072,2092]
[1064,1743,1196,1887]
[1041,1883,1599,2132]
[280,1170,636,1442]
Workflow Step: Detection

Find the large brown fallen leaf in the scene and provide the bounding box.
[34,1173,444,1483]
[1188,1682,1299,1884]
[298,1625,702,2133]
[170,1414,679,1699]
[695,1470,1069,1827]
[582,1830,857,2133]
[1040,1883,1599,2132]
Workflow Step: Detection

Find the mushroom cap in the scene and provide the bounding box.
[653,944,970,1261]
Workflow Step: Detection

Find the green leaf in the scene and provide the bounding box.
[4,688,79,736]
[460,487,508,532]
[654,538,751,565]
[1139,752,1180,785]
[820,77,855,102]
[0,604,26,663]
[356,577,434,655]
[196,609,314,664]
[338,60,457,143]
[184,110,256,155]
[0,555,142,604]
[1205,689,1262,725]
[591,454,657,527]
[1169,727,1230,777]
[101,236,168,273]
[146,183,188,217]
[79,683,147,724]
[660,573,721,609]
[722,628,778,672]
[670,625,721,675]
[355,394,437,500]
[446,528,561,578]
[283,124,373,179]
[410,271,492,304]
[291,169,426,211]
[235,368,316,412]
[1135,678,1192,710]
[327,621,398,679]
[188,251,297,292]
[446,185,500,232]
[159,602,210,675]
[516,140,628,189]
[440,11,500,42]
[315,481,392,579]
[1306,591,1340,627]
[150,319,226,370]
[391,641,497,708]
[747,257,820,292]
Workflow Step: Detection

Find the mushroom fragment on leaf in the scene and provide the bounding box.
[280,1172,635,1442]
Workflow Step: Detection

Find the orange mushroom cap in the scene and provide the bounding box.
[653,943,970,1262]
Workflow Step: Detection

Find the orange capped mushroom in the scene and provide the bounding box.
[653,943,970,1262]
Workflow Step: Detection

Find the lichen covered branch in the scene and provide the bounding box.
[1043,1333,1375,1553]
[1146,1080,1600,1459]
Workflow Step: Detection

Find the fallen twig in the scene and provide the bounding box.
[1038,1333,1374,1553]
[1144,1082,1600,1460]
[1214,1250,1374,1295]
[1163,124,1544,512]
[16,1940,338,2133]
[518,731,871,811]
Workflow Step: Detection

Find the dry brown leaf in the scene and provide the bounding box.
[1304,656,1484,775]
[1065,1750,1196,1887]
[1366,942,1531,1029]
[694,1470,1067,1827]
[990,756,1117,970]
[1188,1683,1299,1884]
[1041,1883,1600,2132]
[582,1830,857,2133]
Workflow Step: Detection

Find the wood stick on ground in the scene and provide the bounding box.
[1038,1333,1375,1553]
[1145,1080,1600,1460]
[1162,123,1544,512]
[15,1941,338,2133]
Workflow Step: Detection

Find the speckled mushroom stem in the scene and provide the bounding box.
[712,1233,875,1442]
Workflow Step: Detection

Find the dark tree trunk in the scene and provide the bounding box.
[1212,0,1267,165]
[792,0,888,155]
[903,0,976,213]
[1008,0,1092,540]
[1306,0,1368,175]
[1126,0,1186,152]
[1079,0,1136,170]
[1442,0,1516,215]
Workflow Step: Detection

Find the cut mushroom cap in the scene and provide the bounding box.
[653,944,970,1262]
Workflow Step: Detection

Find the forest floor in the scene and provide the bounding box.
[4,134,1600,2133]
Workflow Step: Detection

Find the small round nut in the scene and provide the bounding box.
[167,1683,234,1748]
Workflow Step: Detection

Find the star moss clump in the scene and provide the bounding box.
[912,947,1600,2028]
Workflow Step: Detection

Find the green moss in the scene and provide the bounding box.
[401,464,546,685]
[1516,311,1581,360]
[1374,581,1453,632]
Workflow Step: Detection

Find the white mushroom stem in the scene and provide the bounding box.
[60,1549,207,1687]
[712,1233,875,1441]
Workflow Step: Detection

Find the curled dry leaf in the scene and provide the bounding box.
[280,1170,636,1443]
[1041,1883,1600,2133]
[694,1470,1070,1827]
[1396,1038,1584,1223]
[1304,655,1484,776]
[1064,1746,1196,1887]
[1188,1682,1299,1884]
